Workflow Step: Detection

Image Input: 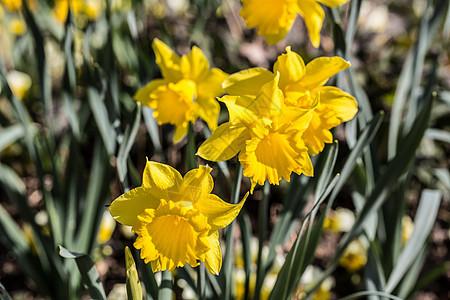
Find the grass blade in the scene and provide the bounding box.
[59,246,106,299]
[385,189,441,293]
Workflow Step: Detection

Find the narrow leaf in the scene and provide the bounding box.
[59,246,106,299]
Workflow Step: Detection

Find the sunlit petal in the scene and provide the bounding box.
[180,165,214,202]
[196,193,248,231]
[273,46,306,88]
[297,0,325,48]
[204,231,222,275]
[317,86,358,122]
[109,187,160,227]
[223,68,274,96]
[300,57,351,89]
[197,123,250,162]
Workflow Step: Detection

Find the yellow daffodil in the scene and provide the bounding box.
[0,0,22,12]
[8,17,27,35]
[52,0,101,24]
[323,207,355,233]
[240,0,350,47]
[339,238,367,272]
[97,211,116,244]
[109,160,247,274]
[297,265,335,300]
[401,215,414,245]
[135,39,228,143]
[223,47,357,155]
[6,70,32,100]
[198,73,313,191]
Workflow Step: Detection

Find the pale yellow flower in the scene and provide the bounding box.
[8,17,27,35]
[6,70,32,100]
[323,207,355,233]
[135,39,227,143]
[97,211,116,244]
[401,215,414,245]
[0,0,22,12]
[109,160,247,274]
[297,265,335,300]
[240,0,351,47]
[339,238,367,272]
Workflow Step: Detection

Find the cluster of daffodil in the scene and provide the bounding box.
[108,0,357,277]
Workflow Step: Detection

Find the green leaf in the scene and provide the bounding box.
[269,174,340,299]
[0,282,13,300]
[0,124,35,153]
[59,246,106,299]
[339,291,403,300]
[125,247,143,300]
[87,87,116,155]
[117,104,141,187]
[76,141,109,253]
[142,106,163,156]
[385,189,441,293]
[0,163,26,195]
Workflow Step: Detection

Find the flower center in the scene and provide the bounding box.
[150,79,198,127]
[284,88,317,109]
[133,199,211,271]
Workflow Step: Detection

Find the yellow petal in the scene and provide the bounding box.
[273,46,306,88]
[173,124,189,143]
[302,107,341,155]
[108,187,160,227]
[197,123,250,162]
[220,95,258,126]
[197,68,228,100]
[195,96,220,132]
[250,73,283,118]
[152,38,182,82]
[300,57,351,89]
[180,165,214,203]
[134,79,167,106]
[180,46,211,81]
[318,0,350,8]
[196,193,248,231]
[281,108,313,133]
[142,160,183,196]
[297,0,325,48]
[318,86,358,122]
[240,0,298,44]
[204,231,222,275]
[223,68,274,96]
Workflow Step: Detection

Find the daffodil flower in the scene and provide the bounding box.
[108,160,247,274]
[339,238,367,272]
[135,39,228,143]
[223,47,357,155]
[198,73,314,191]
[240,0,350,47]
[52,0,102,24]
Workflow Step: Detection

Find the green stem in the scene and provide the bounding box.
[222,163,243,300]
[253,182,270,300]
[186,123,197,171]
[197,263,206,300]
[158,270,173,300]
